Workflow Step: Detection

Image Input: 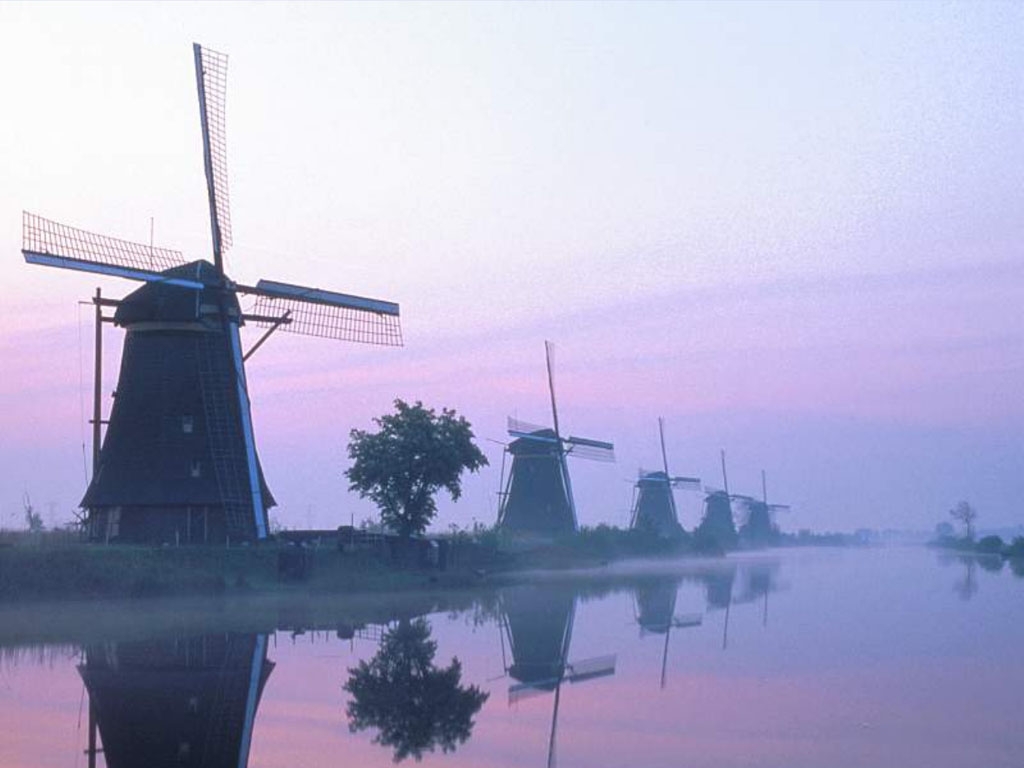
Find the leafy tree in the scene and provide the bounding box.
[949,500,978,540]
[343,618,489,762]
[346,400,488,538]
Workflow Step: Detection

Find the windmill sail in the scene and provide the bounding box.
[22,212,197,286]
[248,279,402,345]
[194,43,232,267]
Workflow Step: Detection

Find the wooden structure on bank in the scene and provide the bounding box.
[21,44,402,544]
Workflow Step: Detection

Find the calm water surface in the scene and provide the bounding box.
[1,546,1021,768]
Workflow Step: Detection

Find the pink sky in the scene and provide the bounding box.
[0,2,1021,532]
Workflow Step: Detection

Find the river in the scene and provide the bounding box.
[0,546,1020,768]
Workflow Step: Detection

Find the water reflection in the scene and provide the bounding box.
[498,584,616,767]
[343,618,488,762]
[78,633,273,768]
[4,549,1024,768]
[632,576,702,689]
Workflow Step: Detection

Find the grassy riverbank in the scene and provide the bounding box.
[0,526,697,602]
[0,524,865,603]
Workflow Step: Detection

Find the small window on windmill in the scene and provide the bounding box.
[182,415,194,434]
[190,460,202,478]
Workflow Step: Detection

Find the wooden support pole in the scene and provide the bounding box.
[92,288,103,475]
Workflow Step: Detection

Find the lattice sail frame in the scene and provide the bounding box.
[251,292,403,346]
[22,212,186,273]
[195,44,233,254]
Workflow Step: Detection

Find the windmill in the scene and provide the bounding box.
[632,576,702,689]
[496,342,614,536]
[496,584,616,768]
[629,417,701,537]
[694,450,739,550]
[736,470,791,545]
[21,44,402,544]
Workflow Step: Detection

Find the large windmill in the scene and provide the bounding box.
[629,418,701,538]
[496,342,614,536]
[21,44,402,544]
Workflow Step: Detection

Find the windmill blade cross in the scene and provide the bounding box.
[669,476,702,490]
[247,279,402,346]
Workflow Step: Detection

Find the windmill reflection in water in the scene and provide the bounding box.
[632,576,703,689]
[494,584,617,768]
[78,632,274,768]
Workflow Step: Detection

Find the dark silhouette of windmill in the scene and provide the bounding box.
[496,584,616,768]
[632,576,702,689]
[629,418,700,537]
[21,44,401,544]
[496,342,614,536]
[79,632,274,768]
[737,470,791,546]
[694,450,740,550]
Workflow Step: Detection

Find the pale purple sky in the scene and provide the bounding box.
[1,2,1021,533]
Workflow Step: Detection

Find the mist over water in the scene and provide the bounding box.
[1,547,1022,768]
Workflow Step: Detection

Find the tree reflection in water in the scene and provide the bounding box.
[344,618,488,762]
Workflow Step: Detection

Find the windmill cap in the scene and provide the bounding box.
[115,260,239,327]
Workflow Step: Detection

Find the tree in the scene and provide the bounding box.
[949,500,978,540]
[346,400,488,538]
[344,618,489,762]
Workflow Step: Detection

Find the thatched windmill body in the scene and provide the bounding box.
[496,342,614,536]
[22,45,402,544]
[629,418,701,537]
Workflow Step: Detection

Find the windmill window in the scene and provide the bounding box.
[190,460,202,478]
[182,415,194,434]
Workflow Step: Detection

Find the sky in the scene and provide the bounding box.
[0,1,1021,534]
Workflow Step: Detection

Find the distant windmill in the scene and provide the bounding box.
[496,584,616,768]
[736,470,791,545]
[694,450,739,550]
[632,577,702,689]
[496,342,615,536]
[629,418,701,537]
[21,44,402,544]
